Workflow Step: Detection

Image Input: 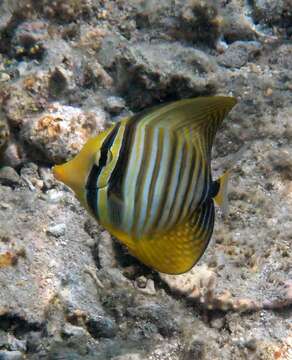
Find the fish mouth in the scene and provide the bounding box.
[52,162,85,201]
[52,162,74,188]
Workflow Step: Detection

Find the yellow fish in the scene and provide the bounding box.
[53,96,237,274]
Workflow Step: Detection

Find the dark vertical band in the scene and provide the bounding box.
[85,123,120,218]
[86,164,100,218]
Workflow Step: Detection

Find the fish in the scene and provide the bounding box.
[53,96,237,274]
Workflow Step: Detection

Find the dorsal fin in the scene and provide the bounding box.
[134,96,237,136]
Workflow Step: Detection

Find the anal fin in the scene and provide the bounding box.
[127,200,215,274]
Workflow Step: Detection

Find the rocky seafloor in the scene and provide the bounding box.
[0,1,291,359]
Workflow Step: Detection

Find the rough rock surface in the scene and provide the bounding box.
[21,102,106,163]
[0,1,291,359]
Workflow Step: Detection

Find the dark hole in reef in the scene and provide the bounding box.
[0,313,43,338]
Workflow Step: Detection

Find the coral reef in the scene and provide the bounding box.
[0,0,291,359]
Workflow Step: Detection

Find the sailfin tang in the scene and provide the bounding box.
[123,199,215,274]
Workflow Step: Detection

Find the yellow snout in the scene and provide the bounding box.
[52,160,82,194]
[52,155,90,203]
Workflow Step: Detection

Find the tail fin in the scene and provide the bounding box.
[214,171,230,216]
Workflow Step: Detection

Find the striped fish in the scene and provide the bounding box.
[53,96,237,274]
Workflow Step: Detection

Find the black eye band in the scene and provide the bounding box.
[86,123,120,190]
[85,123,121,217]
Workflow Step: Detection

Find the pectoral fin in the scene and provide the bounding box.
[126,199,215,274]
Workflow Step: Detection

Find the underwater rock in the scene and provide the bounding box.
[127,303,178,337]
[3,83,46,128]
[61,323,87,339]
[135,277,156,296]
[78,60,113,90]
[12,21,48,60]
[114,42,218,109]
[177,0,221,47]
[97,33,127,69]
[269,43,292,70]
[268,147,292,180]
[48,66,74,98]
[13,21,48,47]
[219,1,258,43]
[0,0,291,358]
[0,115,9,156]
[0,5,13,33]
[111,355,144,360]
[0,72,10,82]
[98,231,117,269]
[21,103,106,163]
[105,96,126,115]
[0,350,24,360]
[217,41,261,68]
[0,182,105,327]
[86,315,117,338]
[0,167,21,187]
[77,25,108,53]
[160,264,215,296]
[0,140,26,168]
[123,0,222,46]
[42,0,93,22]
[42,39,74,68]
[0,332,26,352]
[251,0,292,30]
[46,223,66,238]
[181,336,205,360]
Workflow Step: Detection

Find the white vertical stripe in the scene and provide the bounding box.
[144,130,171,233]
[135,126,160,236]
[121,124,146,232]
[156,134,183,229]
[168,135,193,226]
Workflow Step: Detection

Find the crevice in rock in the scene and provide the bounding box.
[0,312,43,337]
[0,4,28,56]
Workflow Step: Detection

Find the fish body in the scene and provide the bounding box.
[53,96,237,274]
